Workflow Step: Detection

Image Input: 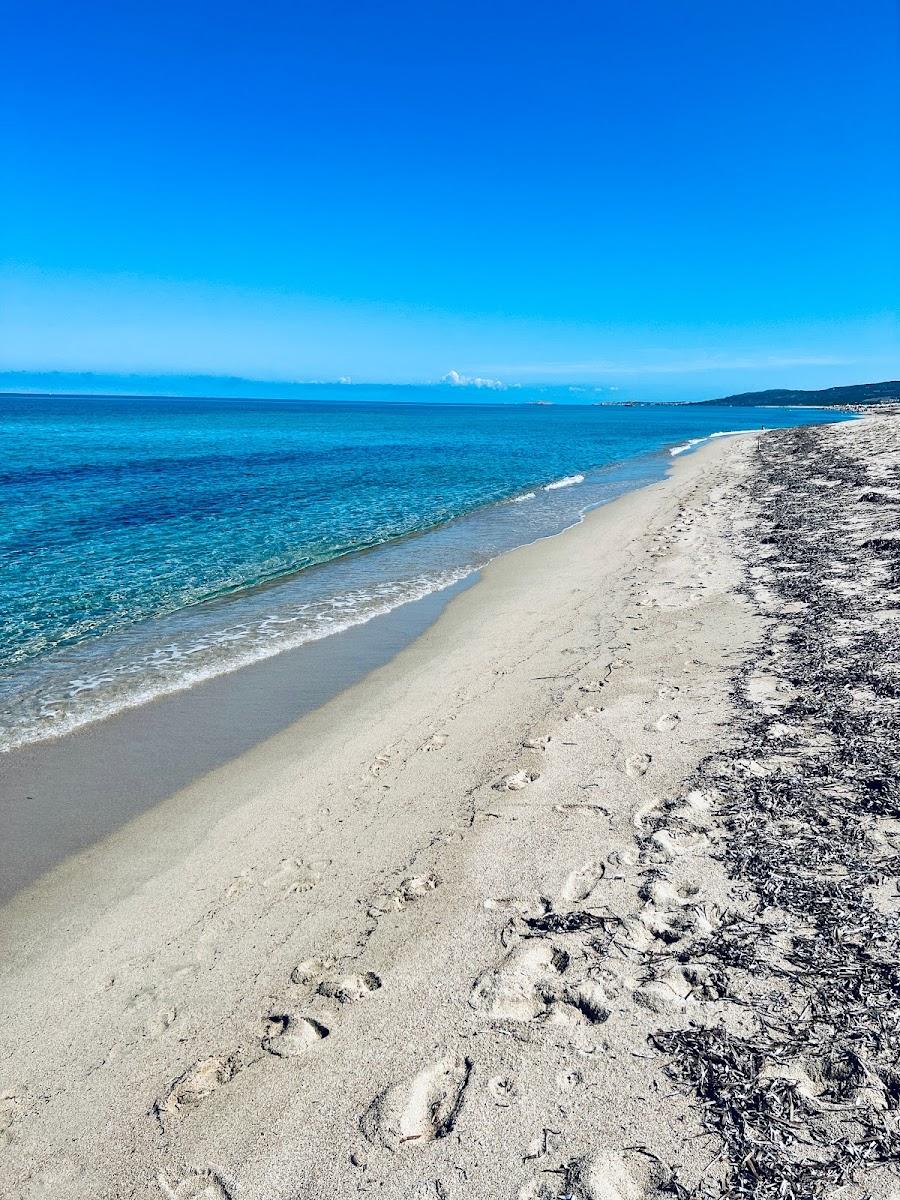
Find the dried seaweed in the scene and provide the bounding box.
[654,422,900,1200]
[525,911,613,935]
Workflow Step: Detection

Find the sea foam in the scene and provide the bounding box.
[543,474,584,490]
[669,438,705,456]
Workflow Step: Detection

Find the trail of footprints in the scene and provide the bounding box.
[160,494,732,1196]
[355,684,703,1190]
[150,719,458,1197]
[155,674,710,1198]
[470,822,720,1037]
[154,956,393,1107]
[151,869,435,1200]
[334,689,714,1197]
[464,679,728,1198]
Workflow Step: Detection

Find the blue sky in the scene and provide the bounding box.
[2,0,898,399]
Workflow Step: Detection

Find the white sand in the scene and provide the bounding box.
[0,435,783,1198]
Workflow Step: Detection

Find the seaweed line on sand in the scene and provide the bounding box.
[653,421,900,1200]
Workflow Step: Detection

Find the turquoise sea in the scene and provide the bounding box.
[0,389,850,750]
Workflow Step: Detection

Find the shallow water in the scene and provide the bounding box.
[0,391,850,748]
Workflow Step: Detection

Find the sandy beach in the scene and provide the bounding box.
[1,415,898,1200]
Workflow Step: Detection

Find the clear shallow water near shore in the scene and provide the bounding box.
[0,392,850,750]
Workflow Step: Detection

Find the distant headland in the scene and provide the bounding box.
[701,380,900,407]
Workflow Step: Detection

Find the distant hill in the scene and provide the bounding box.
[700,381,900,407]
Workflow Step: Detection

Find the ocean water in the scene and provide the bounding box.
[0,391,850,750]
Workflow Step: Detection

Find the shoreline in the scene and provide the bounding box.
[2,417,895,1200]
[0,576,476,904]
[0,438,725,926]
[1,403,848,759]
[0,444,669,757]
[0,435,727,904]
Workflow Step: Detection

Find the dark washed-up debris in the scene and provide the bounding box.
[652,422,900,1200]
[525,911,613,934]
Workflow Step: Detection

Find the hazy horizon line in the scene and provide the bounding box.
[1,367,895,398]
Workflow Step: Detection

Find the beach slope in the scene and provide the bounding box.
[1,417,898,1200]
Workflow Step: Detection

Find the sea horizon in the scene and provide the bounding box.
[0,375,685,407]
[2,369,868,406]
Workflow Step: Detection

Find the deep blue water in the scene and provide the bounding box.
[0,392,850,748]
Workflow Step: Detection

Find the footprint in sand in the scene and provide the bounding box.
[369,873,439,915]
[658,684,680,701]
[423,732,449,751]
[223,867,254,898]
[361,1055,472,1150]
[639,878,700,908]
[745,673,793,707]
[263,858,324,894]
[613,914,658,953]
[470,943,609,1026]
[123,982,178,1038]
[636,961,724,1013]
[317,972,382,1003]
[635,971,694,1014]
[470,942,569,1021]
[668,788,715,828]
[638,902,696,940]
[157,1169,232,1200]
[519,1148,660,1200]
[262,1013,329,1057]
[154,1054,240,1119]
[637,909,689,945]
[625,752,652,778]
[369,749,395,776]
[569,1149,663,1200]
[561,980,611,1026]
[654,713,680,732]
[399,874,439,902]
[608,847,638,870]
[495,770,540,792]
[553,802,608,818]
[144,1006,178,1038]
[522,735,552,751]
[290,956,331,985]
[557,860,605,907]
[648,828,708,861]
[637,878,717,945]
[290,956,382,1002]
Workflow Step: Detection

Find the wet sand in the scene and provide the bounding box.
[0,577,474,902]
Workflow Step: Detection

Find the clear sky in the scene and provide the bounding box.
[2,0,898,398]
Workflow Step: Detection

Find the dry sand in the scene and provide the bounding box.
[1,416,898,1200]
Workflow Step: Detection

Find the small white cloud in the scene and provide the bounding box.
[338,376,352,384]
[441,369,507,390]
